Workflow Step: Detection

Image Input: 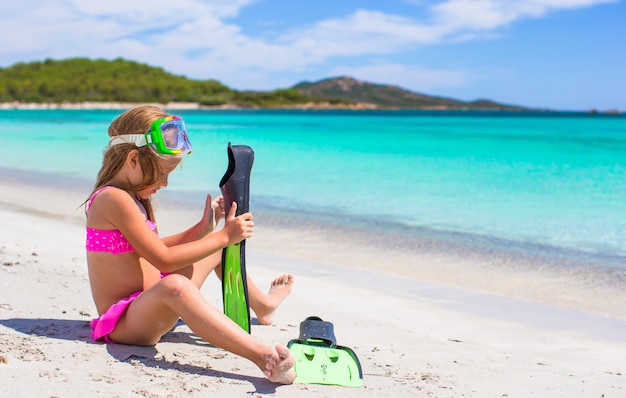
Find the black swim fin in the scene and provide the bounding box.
[219,142,254,333]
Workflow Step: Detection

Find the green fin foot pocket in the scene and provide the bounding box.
[287,316,363,387]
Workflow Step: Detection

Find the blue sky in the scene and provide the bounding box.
[1,0,624,110]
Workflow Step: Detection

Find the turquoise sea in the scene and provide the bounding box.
[2,109,626,271]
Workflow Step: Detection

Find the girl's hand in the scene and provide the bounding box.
[212,195,225,223]
[222,202,254,245]
[201,194,225,233]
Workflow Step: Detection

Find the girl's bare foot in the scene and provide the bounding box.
[256,274,294,325]
[261,344,296,384]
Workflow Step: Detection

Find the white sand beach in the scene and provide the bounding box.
[1,174,625,397]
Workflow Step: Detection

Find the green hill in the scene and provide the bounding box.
[0,58,233,104]
[0,58,342,107]
[293,76,524,110]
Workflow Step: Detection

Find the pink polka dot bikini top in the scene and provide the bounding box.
[85,186,157,254]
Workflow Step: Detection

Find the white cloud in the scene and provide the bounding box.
[70,0,254,20]
[206,0,618,76]
[431,0,618,35]
[0,1,252,56]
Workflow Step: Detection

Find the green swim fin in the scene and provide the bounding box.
[219,143,254,333]
[287,316,363,387]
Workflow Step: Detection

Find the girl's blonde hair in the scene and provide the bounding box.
[86,105,171,221]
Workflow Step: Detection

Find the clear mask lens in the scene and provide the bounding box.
[149,116,192,155]
[160,119,191,152]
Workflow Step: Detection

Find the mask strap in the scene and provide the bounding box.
[109,134,148,148]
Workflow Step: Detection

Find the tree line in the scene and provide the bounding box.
[0,58,346,107]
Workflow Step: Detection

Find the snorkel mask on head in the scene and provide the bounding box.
[109,116,192,156]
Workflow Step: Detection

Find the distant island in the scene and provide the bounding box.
[293,76,524,110]
[0,57,593,111]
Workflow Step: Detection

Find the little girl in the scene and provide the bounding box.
[84,105,295,384]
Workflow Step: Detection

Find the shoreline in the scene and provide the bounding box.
[1,101,623,114]
[0,101,378,111]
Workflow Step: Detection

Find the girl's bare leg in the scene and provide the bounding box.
[247,273,294,325]
[171,251,222,288]
[110,274,295,384]
[212,263,294,325]
[164,247,294,325]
